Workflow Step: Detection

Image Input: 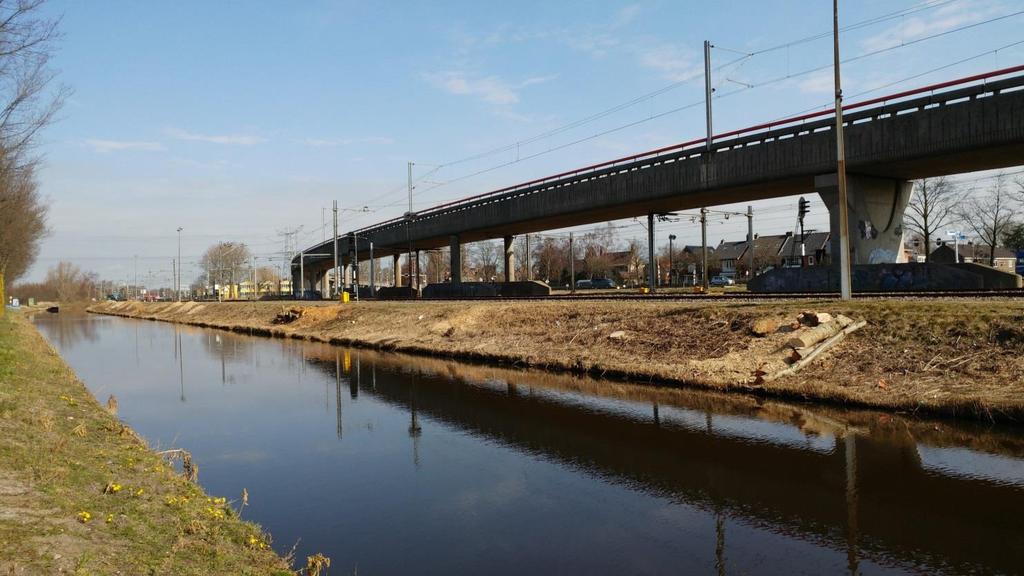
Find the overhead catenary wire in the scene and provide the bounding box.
[350,0,989,212]
[371,11,1024,220]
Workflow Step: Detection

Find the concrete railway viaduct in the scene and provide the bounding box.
[291,66,1024,295]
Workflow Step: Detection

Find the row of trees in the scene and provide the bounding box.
[0,0,68,314]
[904,174,1024,264]
[11,261,100,302]
[194,242,283,297]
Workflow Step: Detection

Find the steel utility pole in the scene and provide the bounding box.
[700,208,709,291]
[569,232,575,294]
[834,0,852,300]
[407,161,415,292]
[647,213,656,292]
[704,40,714,150]
[333,201,339,299]
[668,234,676,286]
[176,227,183,301]
[746,206,754,280]
[352,234,360,301]
[525,234,531,281]
[133,255,138,301]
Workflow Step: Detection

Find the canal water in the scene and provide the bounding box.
[33,314,1024,575]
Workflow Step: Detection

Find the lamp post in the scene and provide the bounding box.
[668,234,676,286]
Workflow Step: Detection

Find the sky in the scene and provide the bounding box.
[26,0,1024,285]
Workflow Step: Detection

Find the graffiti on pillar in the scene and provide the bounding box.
[869,248,898,264]
[858,220,878,240]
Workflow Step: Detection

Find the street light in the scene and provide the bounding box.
[668,234,677,286]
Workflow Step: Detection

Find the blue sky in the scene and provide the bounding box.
[28,0,1024,284]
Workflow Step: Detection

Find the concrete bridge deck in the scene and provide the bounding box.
[293,67,1024,291]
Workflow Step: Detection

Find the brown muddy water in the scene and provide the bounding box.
[34,313,1024,575]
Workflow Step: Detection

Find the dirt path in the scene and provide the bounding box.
[89,298,1024,422]
[0,311,294,575]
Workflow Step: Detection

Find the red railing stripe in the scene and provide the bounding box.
[362,65,1024,232]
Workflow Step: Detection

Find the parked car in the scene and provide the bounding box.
[591,278,618,289]
[574,279,593,289]
[709,275,735,287]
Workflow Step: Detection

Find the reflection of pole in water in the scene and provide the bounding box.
[335,350,343,439]
[135,322,140,366]
[371,363,376,391]
[351,352,360,399]
[177,331,185,403]
[653,402,660,428]
[715,509,726,576]
[844,432,860,575]
[409,375,422,469]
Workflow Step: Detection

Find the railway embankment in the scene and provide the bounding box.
[88,298,1024,421]
[0,311,294,574]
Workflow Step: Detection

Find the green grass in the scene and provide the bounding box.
[0,311,296,575]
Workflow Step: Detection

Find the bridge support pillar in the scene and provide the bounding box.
[503,235,516,282]
[393,254,402,287]
[816,174,912,265]
[450,235,461,283]
[414,250,421,290]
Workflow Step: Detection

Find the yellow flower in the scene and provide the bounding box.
[106,514,114,524]
[77,511,91,523]
[111,483,122,493]
[134,488,144,497]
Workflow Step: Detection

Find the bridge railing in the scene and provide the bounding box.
[353,65,1024,238]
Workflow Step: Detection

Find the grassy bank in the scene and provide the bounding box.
[89,298,1024,422]
[0,311,293,574]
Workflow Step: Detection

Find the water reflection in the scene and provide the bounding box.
[34,314,1024,575]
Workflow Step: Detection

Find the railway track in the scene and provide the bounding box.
[211,289,1024,303]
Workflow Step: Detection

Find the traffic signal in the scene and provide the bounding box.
[798,197,810,221]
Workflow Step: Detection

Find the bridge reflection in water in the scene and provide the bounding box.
[35,316,1024,575]
[300,345,1024,575]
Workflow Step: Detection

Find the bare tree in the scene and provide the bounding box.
[0,0,68,313]
[904,177,958,262]
[13,261,98,302]
[533,236,568,285]
[472,241,499,281]
[255,266,281,284]
[0,163,44,309]
[423,248,448,284]
[198,242,251,289]
[958,174,1017,266]
[581,223,618,279]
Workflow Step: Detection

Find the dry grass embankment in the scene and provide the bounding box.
[0,311,293,575]
[89,298,1024,421]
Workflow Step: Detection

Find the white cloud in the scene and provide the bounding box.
[860,1,1001,53]
[798,69,835,95]
[613,4,642,28]
[300,136,393,148]
[635,43,700,82]
[167,128,267,146]
[84,139,164,153]
[425,72,556,106]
